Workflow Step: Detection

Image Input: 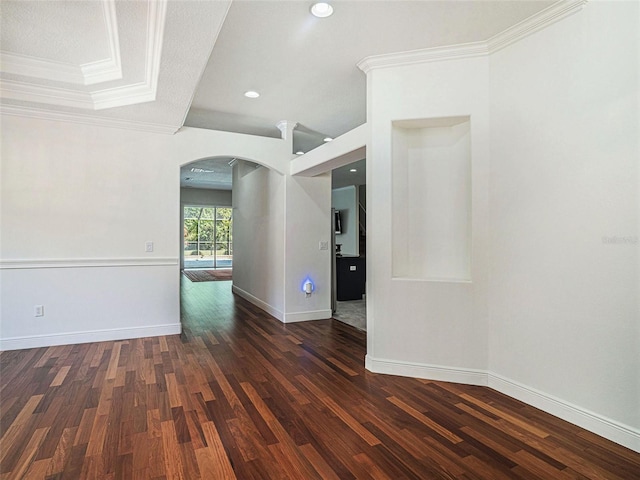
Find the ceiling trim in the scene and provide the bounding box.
[0,0,122,86]
[0,104,179,134]
[357,0,587,73]
[0,79,94,109]
[0,0,166,110]
[357,41,487,73]
[81,0,122,85]
[486,0,587,53]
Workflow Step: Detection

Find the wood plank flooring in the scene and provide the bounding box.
[1,278,639,479]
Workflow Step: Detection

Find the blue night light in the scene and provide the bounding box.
[301,277,315,295]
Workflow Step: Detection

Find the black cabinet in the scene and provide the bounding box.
[336,256,366,301]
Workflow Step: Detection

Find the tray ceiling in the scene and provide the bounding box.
[0,0,231,133]
[2,0,558,140]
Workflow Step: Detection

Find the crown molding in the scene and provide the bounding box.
[82,0,122,85]
[0,52,86,85]
[0,52,122,87]
[0,0,165,111]
[0,79,94,109]
[358,0,587,73]
[0,104,179,134]
[357,41,488,73]
[0,0,121,86]
[486,0,588,53]
[90,0,167,110]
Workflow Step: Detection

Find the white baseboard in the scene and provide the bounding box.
[488,373,640,453]
[283,309,332,323]
[364,355,639,453]
[0,323,182,351]
[365,355,488,386]
[232,285,284,322]
[231,286,331,324]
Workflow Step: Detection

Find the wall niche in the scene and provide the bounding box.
[392,116,471,281]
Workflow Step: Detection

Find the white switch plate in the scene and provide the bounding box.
[350,265,357,271]
[145,241,154,253]
[34,305,44,317]
[319,241,329,250]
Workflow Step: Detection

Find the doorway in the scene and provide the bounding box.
[183,206,233,270]
[331,159,367,331]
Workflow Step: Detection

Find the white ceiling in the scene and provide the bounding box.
[332,158,366,189]
[1,0,556,187]
[186,0,554,150]
[181,158,234,191]
[0,0,232,132]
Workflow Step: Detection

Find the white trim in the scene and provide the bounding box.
[0,323,181,351]
[391,277,472,284]
[0,0,166,110]
[488,373,640,453]
[0,105,179,134]
[91,0,166,110]
[0,257,179,270]
[0,1,122,86]
[365,355,489,386]
[232,285,284,322]
[0,79,95,109]
[283,309,332,323]
[0,53,86,85]
[357,0,587,73]
[357,41,487,73]
[92,82,156,110]
[81,0,122,85]
[486,0,588,54]
[364,356,639,453]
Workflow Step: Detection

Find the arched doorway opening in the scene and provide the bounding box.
[180,157,234,273]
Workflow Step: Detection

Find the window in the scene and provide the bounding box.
[183,206,232,269]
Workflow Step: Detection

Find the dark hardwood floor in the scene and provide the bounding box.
[1,277,639,479]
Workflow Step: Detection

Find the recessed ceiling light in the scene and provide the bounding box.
[244,90,260,98]
[296,151,305,155]
[350,169,357,172]
[311,2,333,18]
[323,137,333,142]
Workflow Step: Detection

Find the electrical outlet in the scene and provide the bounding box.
[145,241,154,253]
[350,265,357,271]
[34,305,44,317]
[319,241,329,250]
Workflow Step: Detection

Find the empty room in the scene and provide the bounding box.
[1,0,638,478]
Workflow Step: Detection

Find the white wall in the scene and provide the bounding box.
[284,174,332,322]
[231,161,286,318]
[363,0,639,451]
[0,115,291,350]
[332,185,359,256]
[180,187,232,207]
[366,54,491,378]
[232,163,332,323]
[392,119,471,281]
[488,0,639,440]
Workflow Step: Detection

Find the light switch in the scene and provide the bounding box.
[319,241,329,250]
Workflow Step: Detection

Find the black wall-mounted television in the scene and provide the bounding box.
[334,210,342,235]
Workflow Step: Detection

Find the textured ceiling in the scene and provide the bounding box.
[1,1,110,64]
[186,0,555,149]
[2,0,558,188]
[0,0,232,132]
[181,158,234,191]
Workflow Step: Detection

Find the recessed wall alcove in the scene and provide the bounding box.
[391,116,471,281]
